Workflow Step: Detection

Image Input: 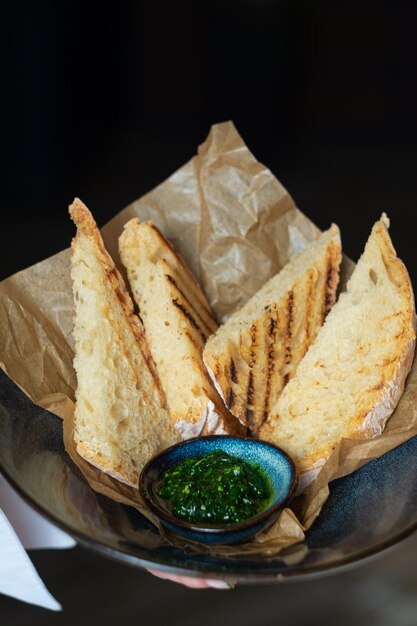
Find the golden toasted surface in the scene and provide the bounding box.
[203,225,342,433]
[69,199,178,486]
[261,215,416,485]
[119,219,243,437]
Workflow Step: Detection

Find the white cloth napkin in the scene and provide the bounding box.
[0,474,76,611]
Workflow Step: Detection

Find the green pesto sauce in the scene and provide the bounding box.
[156,450,272,524]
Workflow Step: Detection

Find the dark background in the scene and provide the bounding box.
[1,0,417,281]
[2,1,417,624]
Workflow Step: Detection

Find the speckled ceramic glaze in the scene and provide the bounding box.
[139,436,297,544]
[2,369,417,581]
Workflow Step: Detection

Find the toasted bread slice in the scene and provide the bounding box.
[261,215,416,491]
[203,225,342,433]
[69,199,179,486]
[119,219,243,437]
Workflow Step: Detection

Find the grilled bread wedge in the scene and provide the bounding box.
[261,215,416,492]
[203,225,342,433]
[119,219,243,438]
[69,199,179,486]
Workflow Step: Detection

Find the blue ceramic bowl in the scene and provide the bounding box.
[139,436,297,545]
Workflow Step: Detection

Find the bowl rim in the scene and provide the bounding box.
[139,435,298,535]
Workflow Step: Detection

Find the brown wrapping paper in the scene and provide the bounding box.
[1,121,416,559]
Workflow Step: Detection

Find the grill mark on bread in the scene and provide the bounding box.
[229,357,238,384]
[182,330,216,382]
[166,272,214,337]
[245,405,254,428]
[225,357,237,409]
[210,358,226,398]
[323,250,337,321]
[304,270,314,352]
[183,329,203,356]
[244,324,257,429]
[172,297,207,343]
[245,371,255,428]
[162,261,218,335]
[262,311,278,423]
[213,360,222,386]
[369,381,384,392]
[226,387,235,409]
[104,266,164,398]
[284,290,294,385]
[166,270,211,340]
[105,267,130,308]
[147,222,213,316]
[381,356,397,367]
